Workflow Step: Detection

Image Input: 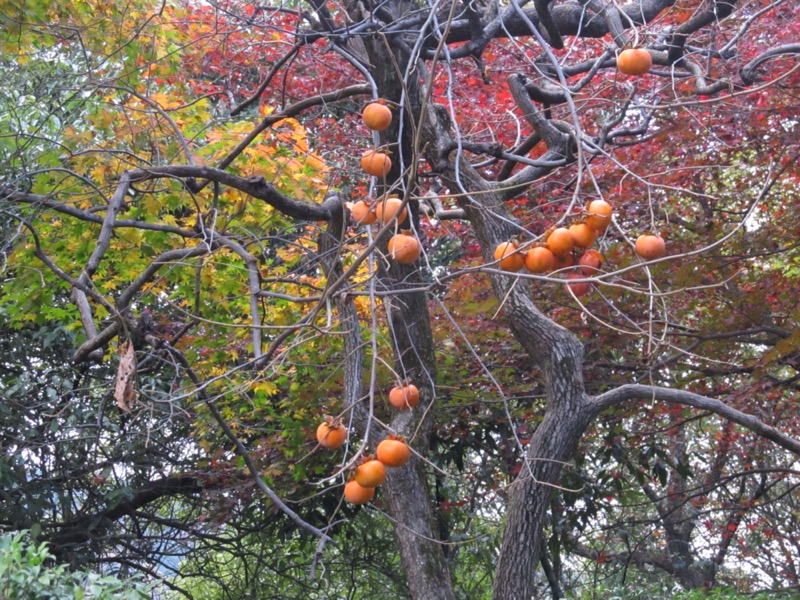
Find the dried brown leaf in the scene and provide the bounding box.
[114,339,138,412]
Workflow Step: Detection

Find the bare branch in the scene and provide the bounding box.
[2,189,196,237]
[533,0,564,49]
[741,43,800,85]
[592,384,800,456]
[211,84,371,177]
[72,321,122,363]
[667,0,738,63]
[115,246,211,309]
[507,73,568,149]
[128,165,337,221]
[80,173,130,281]
[433,0,677,58]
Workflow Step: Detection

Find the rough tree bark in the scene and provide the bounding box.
[415,93,603,599]
[318,196,455,599]
[334,0,463,596]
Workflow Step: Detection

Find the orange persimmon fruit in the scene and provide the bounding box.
[617,48,653,76]
[376,437,410,468]
[362,102,393,131]
[374,196,407,225]
[354,459,387,488]
[635,234,666,260]
[547,227,574,257]
[389,383,420,409]
[585,199,613,231]
[361,149,392,177]
[493,241,525,272]
[524,245,556,274]
[344,479,375,504]
[388,233,421,264]
[316,417,347,449]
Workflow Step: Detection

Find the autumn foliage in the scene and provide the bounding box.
[1,0,799,597]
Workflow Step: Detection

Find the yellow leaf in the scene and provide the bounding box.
[143,195,161,215]
[252,381,278,396]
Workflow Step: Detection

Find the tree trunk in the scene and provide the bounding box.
[318,193,455,598]
[382,458,456,600]
[340,1,458,596]
[379,258,457,600]
[493,403,596,599]
[416,95,601,599]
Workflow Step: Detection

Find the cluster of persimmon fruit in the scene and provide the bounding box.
[494,48,658,295]
[493,198,667,297]
[345,102,423,265]
[316,382,420,504]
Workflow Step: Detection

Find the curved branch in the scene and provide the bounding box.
[494,147,569,199]
[8,214,116,314]
[128,165,337,221]
[667,0,738,63]
[507,73,568,148]
[570,541,678,575]
[107,85,195,166]
[2,189,197,237]
[158,341,335,543]
[81,173,130,281]
[585,0,629,48]
[47,475,210,549]
[437,0,677,58]
[211,236,264,359]
[209,84,370,177]
[116,246,211,309]
[592,384,800,455]
[523,80,571,105]
[72,321,122,363]
[533,0,564,49]
[741,43,800,85]
[315,203,368,432]
[419,194,467,220]
[230,43,304,116]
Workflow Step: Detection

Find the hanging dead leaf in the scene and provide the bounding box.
[114,340,138,412]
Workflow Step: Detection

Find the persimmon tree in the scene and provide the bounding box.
[1,0,800,597]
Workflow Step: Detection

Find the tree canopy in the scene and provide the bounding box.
[1,0,799,597]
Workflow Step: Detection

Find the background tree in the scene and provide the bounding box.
[0,531,151,599]
[1,0,799,597]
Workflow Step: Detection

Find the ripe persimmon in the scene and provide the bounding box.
[493,241,525,272]
[569,222,597,248]
[388,233,421,264]
[617,48,653,76]
[344,479,375,504]
[376,437,410,467]
[362,102,392,131]
[635,234,666,260]
[578,249,603,275]
[347,200,376,225]
[585,200,612,231]
[316,417,347,449]
[547,227,574,257]
[389,383,419,409]
[565,273,592,297]
[355,459,387,487]
[374,196,407,225]
[524,245,556,273]
[361,149,392,177]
